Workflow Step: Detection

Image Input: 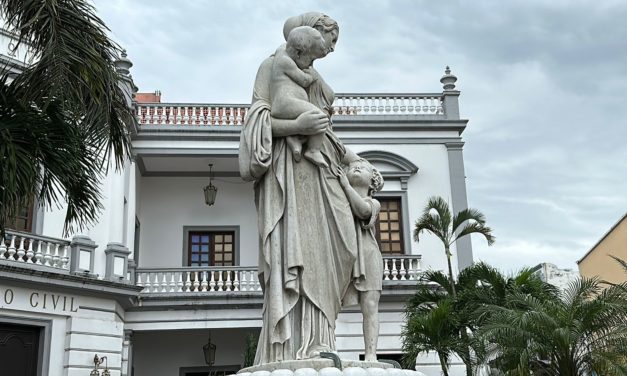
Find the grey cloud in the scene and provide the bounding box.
[93,0,627,271]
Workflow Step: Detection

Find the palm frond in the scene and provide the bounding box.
[453,221,495,246]
[0,0,132,235]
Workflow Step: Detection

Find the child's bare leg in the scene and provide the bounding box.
[303,131,328,168]
[360,290,381,362]
[286,136,303,162]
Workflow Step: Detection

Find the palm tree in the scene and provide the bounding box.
[413,196,495,298]
[477,278,627,375]
[402,263,559,375]
[0,0,132,236]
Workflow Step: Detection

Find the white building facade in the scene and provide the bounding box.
[1,38,473,376]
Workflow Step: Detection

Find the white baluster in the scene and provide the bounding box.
[61,245,69,269]
[392,97,399,113]
[16,237,26,262]
[407,259,415,280]
[143,273,152,292]
[169,272,177,292]
[136,273,144,290]
[25,239,34,263]
[34,241,43,265]
[0,235,6,259]
[217,271,224,291]
[43,242,52,266]
[209,271,216,292]
[52,244,61,268]
[185,271,192,292]
[192,271,200,292]
[26,240,35,264]
[233,271,240,292]
[391,258,398,280]
[399,259,407,280]
[201,271,208,292]
[399,97,407,113]
[7,236,17,261]
[159,273,167,292]
[240,271,248,291]
[225,271,233,291]
[383,258,391,280]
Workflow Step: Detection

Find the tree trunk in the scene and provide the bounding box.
[438,353,450,376]
[445,244,457,298]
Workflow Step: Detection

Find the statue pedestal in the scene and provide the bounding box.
[233,359,426,376]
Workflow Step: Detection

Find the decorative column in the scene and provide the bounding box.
[440,66,460,120]
[121,330,134,376]
[447,140,474,270]
[69,235,96,275]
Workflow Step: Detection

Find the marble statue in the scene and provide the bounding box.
[270,26,330,167]
[338,160,384,362]
[239,12,385,366]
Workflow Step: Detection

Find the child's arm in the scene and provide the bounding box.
[276,55,315,87]
[338,169,373,220]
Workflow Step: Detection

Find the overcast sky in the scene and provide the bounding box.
[94,0,627,273]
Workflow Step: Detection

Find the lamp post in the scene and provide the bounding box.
[204,164,218,206]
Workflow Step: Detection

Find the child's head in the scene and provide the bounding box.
[346,159,384,196]
[286,26,328,68]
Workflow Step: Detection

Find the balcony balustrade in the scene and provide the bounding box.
[0,230,70,271]
[135,255,422,296]
[135,94,444,126]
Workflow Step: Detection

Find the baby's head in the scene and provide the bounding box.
[346,159,384,197]
[286,26,328,68]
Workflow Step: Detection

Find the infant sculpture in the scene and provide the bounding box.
[239,12,384,364]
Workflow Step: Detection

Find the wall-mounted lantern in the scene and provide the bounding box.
[90,354,110,376]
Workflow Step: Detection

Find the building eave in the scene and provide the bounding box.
[577,212,627,264]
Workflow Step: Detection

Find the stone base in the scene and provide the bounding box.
[234,359,426,376]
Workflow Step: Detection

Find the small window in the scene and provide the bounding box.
[375,198,404,254]
[187,231,235,267]
[6,203,34,232]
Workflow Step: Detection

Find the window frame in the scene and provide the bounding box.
[182,226,240,267]
[372,191,411,255]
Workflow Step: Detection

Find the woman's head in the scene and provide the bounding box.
[283,12,339,55]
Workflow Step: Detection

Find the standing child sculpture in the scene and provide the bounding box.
[338,159,385,362]
[270,25,331,167]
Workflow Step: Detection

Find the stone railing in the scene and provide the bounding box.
[135,266,261,294]
[0,230,70,270]
[135,255,421,295]
[135,94,444,126]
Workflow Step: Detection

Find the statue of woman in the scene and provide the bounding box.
[239,12,362,363]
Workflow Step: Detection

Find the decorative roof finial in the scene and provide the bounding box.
[440,66,457,91]
[115,49,133,76]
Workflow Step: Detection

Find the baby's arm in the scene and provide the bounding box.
[276,54,315,87]
[338,170,373,220]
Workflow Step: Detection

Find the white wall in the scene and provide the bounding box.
[132,328,258,376]
[348,144,458,274]
[137,176,258,268]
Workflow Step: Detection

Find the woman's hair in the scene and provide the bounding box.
[312,14,339,35]
[283,12,338,41]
